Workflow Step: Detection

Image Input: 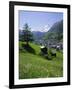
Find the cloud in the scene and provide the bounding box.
[40,25,50,32]
[43,25,50,32]
[30,24,50,32]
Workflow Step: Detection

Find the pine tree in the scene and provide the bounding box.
[22,23,33,45]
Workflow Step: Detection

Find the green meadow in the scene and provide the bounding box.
[19,42,63,79]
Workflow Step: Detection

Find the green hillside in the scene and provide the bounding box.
[44,20,63,42]
[19,42,63,79]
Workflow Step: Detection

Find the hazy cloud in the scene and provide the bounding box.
[31,24,50,32]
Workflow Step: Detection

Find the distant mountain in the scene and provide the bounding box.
[19,30,46,42]
[48,20,63,33]
[32,31,46,40]
[19,20,63,44]
[44,20,63,42]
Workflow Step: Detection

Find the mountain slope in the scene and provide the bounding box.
[44,20,63,42]
[32,31,45,40]
[48,20,63,33]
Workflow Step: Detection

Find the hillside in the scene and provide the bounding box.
[48,20,63,33]
[32,31,45,40]
[44,20,63,42]
[19,42,63,79]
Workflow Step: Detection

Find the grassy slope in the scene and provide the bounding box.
[19,42,63,79]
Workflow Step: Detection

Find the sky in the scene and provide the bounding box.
[19,10,63,32]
